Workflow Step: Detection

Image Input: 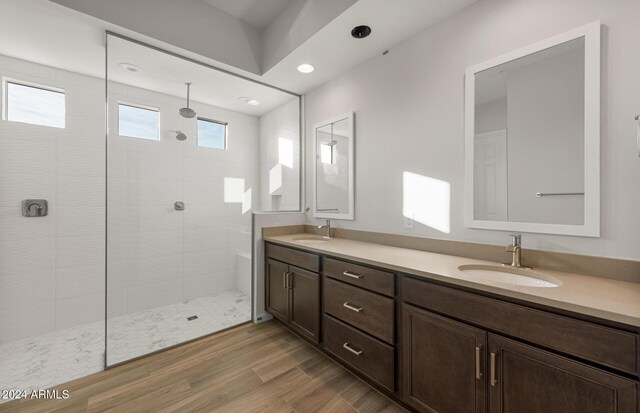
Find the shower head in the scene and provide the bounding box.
[179,82,196,118]
[179,107,196,119]
[176,131,187,141]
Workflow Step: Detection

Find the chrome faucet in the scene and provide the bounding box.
[504,234,530,268]
[318,219,332,239]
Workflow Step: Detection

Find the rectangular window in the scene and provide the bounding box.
[5,81,65,128]
[118,103,159,140]
[197,118,227,149]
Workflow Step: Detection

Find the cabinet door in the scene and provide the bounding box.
[289,265,320,342]
[403,304,487,413]
[266,259,290,323]
[488,334,637,413]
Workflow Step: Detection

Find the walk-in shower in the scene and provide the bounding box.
[0,26,301,401]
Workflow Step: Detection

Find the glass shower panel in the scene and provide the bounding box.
[106,34,299,365]
[0,33,106,400]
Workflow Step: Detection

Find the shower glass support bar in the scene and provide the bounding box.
[535,192,585,197]
[635,114,640,157]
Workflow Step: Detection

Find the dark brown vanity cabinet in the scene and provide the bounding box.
[265,242,639,413]
[403,304,487,413]
[265,244,320,343]
[488,334,637,413]
[402,277,639,413]
[322,257,397,391]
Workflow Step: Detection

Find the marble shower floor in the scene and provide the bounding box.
[0,290,251,403]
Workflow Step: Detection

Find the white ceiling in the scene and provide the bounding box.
[109,35,296,116]
[202,0,292,29]
[261,0,479,93]
[0,0,479,100]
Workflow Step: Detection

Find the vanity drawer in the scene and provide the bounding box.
[266,243,320,273]
[403,277,639,375]
[323,314,395,391]
[324,277,394,344]
[323,257,394,297]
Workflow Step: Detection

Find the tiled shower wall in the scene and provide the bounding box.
[106,82,259,318]
[0,54,105,343]
[0,53,262,343]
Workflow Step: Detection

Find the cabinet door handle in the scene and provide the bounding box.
[342,271,363,279]
[475,346,482,380]
[343,342,363,356]
[283,272,288,289]
[490,352,497,387]
[288,272,293,289]
[343,302,363,312]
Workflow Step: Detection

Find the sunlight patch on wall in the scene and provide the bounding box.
[403,171,451,234]
[269,164,283,195]
[278,137,293,168]
[224,177,245,203]
[242,188,252,214]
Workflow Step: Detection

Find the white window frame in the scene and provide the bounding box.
[117,101,160,141]
[2,77,66,127]
[196,116,228,149]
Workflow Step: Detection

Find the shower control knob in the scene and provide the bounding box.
[174,201,185,211]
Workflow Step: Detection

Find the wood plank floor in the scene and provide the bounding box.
[0,321,407,413]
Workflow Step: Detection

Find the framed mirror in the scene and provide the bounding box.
[313,112,355,220]
[464,21,600,237]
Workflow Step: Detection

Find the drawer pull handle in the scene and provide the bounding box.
[343,271,363,279]
[475,346,482,380]
[343,302,363,313]
[490,352,497,387]
[343,342,363,356]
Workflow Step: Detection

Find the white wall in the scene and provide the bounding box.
[106,82,259,319]
[259,97,301,211]
[0,54,105,344]
[305,0,640,260]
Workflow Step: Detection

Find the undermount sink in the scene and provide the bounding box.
[292,236,330,244]
[457,264,563,288]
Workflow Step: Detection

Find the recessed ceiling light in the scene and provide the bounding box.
[118,62,140,73]
[238,97,260,106]
[297,63,315,74]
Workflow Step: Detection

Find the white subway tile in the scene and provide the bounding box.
[56,205,104,237]
[56,235,104,269]
[55,293,105,329]
[0,206,55,241]
[126,254,182,287]
[0,270,55,311]
[0,237,55,276]
[0,300,55,344]
[56,264,105,299]
[56,175,105,207]
[127,279,183,313]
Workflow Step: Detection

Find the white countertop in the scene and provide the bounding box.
[265,234,640,328]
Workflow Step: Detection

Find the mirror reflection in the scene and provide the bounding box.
[314,113,354,219]
[473,37,585,225]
